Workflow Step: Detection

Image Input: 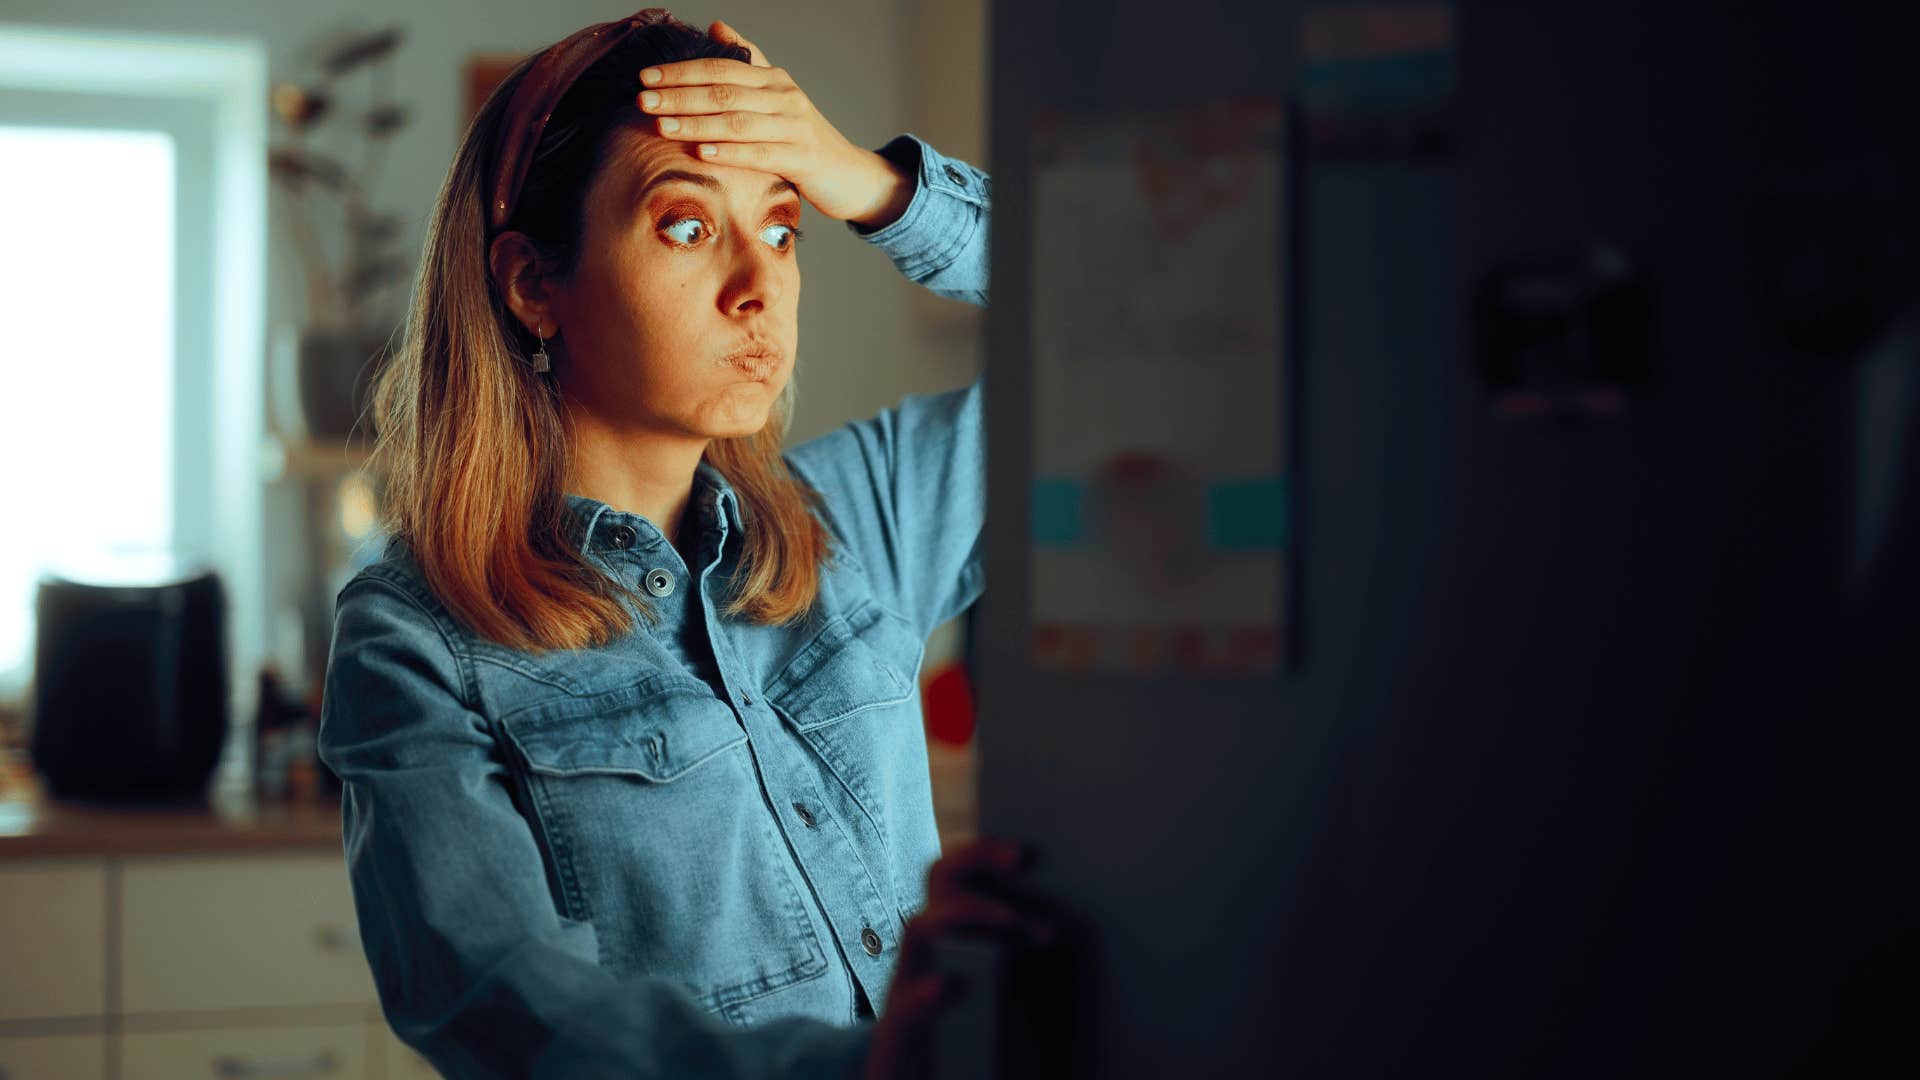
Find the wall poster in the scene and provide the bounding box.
[1028,100,1290,676]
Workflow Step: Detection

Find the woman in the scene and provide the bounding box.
[318,9,1047,1079]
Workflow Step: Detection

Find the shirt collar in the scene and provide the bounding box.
[695,460,748,535]
[561,461,746,557]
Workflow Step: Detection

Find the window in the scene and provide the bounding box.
[0,127,178,695]
[0,26,266,762]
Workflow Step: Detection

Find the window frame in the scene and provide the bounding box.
[0,25,267,779]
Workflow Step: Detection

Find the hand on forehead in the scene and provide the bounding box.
[610,123,794,197]
[634,17,777,123]
[627,21,895,226]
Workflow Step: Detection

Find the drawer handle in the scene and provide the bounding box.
[313,924,356,952]
[212,1050,341,1077]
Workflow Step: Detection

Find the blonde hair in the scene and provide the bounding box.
[368,30,834,653]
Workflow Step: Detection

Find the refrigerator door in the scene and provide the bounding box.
[965,2,1918,1076]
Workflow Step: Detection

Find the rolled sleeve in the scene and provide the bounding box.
[786,373,987,642]
[318,579,873,1080]
[846,132,990,306]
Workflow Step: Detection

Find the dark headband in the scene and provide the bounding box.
[488,7,685,233]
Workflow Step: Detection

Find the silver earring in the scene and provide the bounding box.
[532,325,552,373]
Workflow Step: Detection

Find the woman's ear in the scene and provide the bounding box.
[487,231,561,336]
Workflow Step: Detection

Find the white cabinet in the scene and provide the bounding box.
[0,860,108,1021]
[0,853,429,1079]
[119,856,376,1014]
[0,1032,108,1080]
[119,1022,368,1080]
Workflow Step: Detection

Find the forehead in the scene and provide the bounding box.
[603,126,793,205]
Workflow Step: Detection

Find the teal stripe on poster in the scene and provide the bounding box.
[1030,478,1084,547]
[1208,475,1290,550]
[1032,475,1290,550]
[1299,50,1455,106]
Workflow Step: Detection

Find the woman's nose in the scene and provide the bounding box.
[718,230,784,316]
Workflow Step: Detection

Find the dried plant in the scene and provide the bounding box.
[269,27,412,331]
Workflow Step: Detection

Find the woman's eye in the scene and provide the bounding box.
[762,223,803,250]
[661,217,709,245]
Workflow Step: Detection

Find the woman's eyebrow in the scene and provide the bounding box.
[638,169,718,200]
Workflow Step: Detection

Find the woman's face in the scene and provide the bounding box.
[547,125,802,440]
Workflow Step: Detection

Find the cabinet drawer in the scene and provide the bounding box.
[0,860,108,1021]
[120,855,376,1014]
[0,1032,108,1080]
[119,1022,367,1080]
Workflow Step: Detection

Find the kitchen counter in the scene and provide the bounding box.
[0,752,343,860]
[0,742,975,860]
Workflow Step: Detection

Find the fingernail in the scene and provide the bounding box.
[641,91,660,108]
[660,117,680,133]
[699,144,717,157]
[640,68,662,85]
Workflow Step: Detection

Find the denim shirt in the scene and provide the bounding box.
[317,132,988,1080]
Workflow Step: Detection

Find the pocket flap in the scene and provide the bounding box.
[501,676,746,782]
[767,605,920,731]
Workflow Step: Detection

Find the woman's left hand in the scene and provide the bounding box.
[636,20,912,230]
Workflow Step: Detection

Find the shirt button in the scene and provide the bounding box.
[608,524,637,549]
[642,568,675,597]
[943,163,967,187]
[792,802,816,828]
[860,927,883,956]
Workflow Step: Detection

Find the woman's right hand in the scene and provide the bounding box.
[864,837,1058,1080]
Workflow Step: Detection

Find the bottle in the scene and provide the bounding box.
[254,667,309,801]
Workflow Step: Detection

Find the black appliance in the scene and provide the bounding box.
[29,563,229,804]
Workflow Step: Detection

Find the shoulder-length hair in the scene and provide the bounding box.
[369,19,835,652]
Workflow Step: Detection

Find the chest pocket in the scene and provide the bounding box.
[767,603,924,813]
[497,676,829,1013]
[767,603,921,729]
[503,676,745,781]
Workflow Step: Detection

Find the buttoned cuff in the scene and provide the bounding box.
[846,132,990,278]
